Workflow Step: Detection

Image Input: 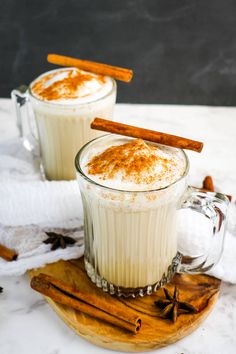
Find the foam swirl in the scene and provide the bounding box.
[30,68,113,104]
[82,138,187,191]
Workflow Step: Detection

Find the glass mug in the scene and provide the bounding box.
[75,135,229,297]
[11,68,117,180]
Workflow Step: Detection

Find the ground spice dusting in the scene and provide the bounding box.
[87,139,175,185]
[32,69,105,101]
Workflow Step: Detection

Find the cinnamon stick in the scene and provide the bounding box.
[91,118,204,153]
[47,54,133,83]
[31,273,141,334]
[202,176,214,192]
[0,244,18,262]
[201,176,232,202]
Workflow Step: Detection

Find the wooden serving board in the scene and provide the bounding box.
[29,258,220,352]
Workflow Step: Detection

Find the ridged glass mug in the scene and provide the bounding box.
[75,135,229,297]
[11,68,117,180]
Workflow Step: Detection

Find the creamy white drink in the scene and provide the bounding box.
[76,135,188,295]
[30,68,116,180]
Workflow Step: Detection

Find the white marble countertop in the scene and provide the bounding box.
[0,98,236,354]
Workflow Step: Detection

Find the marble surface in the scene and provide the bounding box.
[0,98,236,354]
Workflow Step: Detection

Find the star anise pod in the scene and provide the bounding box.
[155,286,198,323]
[43,232,76,251]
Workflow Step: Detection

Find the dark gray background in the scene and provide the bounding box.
[1,0,236,104]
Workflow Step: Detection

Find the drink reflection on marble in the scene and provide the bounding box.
[29,68,116,180]
[75,135,188,296]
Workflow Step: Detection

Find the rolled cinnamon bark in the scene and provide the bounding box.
[202,176,232,201]
[202,176,214,192]
[31,273,141,334]
[0,244,18,261]
[91,118,204,152]
[47,54,133,83]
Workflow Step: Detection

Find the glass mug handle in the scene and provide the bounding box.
[178,186,229,274]
[11,86,38,154]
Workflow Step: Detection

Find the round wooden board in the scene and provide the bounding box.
[29,258,220,352]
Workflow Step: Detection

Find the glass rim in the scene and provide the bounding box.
[75,134,190,194]
[28,67,117,107]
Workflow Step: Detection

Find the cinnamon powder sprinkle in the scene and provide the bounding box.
[87,139,176,185]
[32,69,105,101]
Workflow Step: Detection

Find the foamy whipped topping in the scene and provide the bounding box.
[30,68,113,104]
[81,137,187,191]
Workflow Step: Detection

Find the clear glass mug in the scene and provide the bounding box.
[75,135,229,297]
[11,68,117,180]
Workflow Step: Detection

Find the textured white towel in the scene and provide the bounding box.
[0,180,84,276]
[178,208,236,284]
[0,180,83,228]
[0,138,86,276]
[0,179,236,282]
[0,137,236,282]
[0,224,84,276]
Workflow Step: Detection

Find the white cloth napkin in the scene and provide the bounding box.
[178,208,236,284]
[0,180,84,276]
[0,180,83,228]
[0,137,236,282]
[0,138,86,276]
[0,179,236,282]
[0,224,84,276]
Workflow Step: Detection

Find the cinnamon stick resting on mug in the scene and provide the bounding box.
[31,273,141,334]
[0,244,18,261]
[47,54,133,83]
[91,118,203,153]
